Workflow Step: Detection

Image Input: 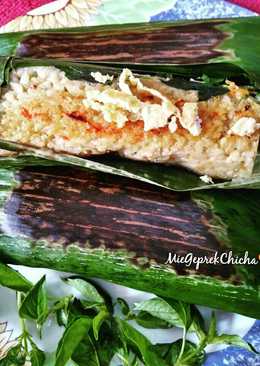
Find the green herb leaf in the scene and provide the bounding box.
[116,318,168,366]
[66,298,98,326]
[0,263,32,292]
[163,339,205,366]
[117,298,131,317]
[71,336,100,366]
[93,309,109,341]
[172,300,192,330]
[116,348,141,366]
[135,311,172,329]
[95,319,122,366]
[64,278,105,309]
[189,306,206,341]
[0,344,26,365]
[55,317,92,366]
[56,308,68,328]
[151,343,173,359]
[19,275,48,324]
[206,312,257,354]
[208,334,258,353]
[29,342,45,366]
[207,312,217,342]
[54,296,74,327]
[134,297,191,329]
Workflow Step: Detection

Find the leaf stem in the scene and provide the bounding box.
[176,327,187,363]
[181,337,207,363]
[17,292,29,354]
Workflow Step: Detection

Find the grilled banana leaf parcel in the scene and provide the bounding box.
[0,57,260,190]
[0,17,260,86]
[0,163,259,319]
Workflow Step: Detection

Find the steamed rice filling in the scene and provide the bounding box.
[0,66,259,179]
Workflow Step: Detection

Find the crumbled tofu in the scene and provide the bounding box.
[85,68,202,135]
[140,104,167,131]
[83,93,131,128]
[102,105,128,128]
[228,117,260,136]
[200,175,214,184]
[118,68,133,94]
[226,80,249,99]
[83,87,140,127]
[119,68,175,104]
[90,71,114,84]
[119,68,182,132]
[140,99,178,131]
[180,103,201,136]
[88,88,140,113]
[168,116,178,133]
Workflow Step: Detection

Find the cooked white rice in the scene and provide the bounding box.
[0,66,259,179]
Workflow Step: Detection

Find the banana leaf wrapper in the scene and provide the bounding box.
[0,17,260,85]
[0,161,259,318]
[0,57,260,191]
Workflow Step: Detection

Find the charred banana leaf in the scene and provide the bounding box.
[0,17,260,84]
[0,163,259,318]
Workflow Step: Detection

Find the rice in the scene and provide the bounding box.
[0,66,259,179]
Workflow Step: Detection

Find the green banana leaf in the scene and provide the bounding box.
[0,160,259,318]
[0,17,260,85]
[0,141,260,191]
[0,57,259,191]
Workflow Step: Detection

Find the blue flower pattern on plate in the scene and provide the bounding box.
[151,0,256,21]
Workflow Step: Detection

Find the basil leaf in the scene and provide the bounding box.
[208,334,258,353]
[116,318,168,366]
[135,311,172,329]
[117,298,131,317]
[172,300,192,330]
[54,296,74,327]
[134,297,191,329]
[151,343,174,359]
[0,263,32,292]
[0,344,26,365]
[64,278,105,308]
[19,276,48,324]
[182,342,205,366]
[116,348,141,366]
[207,312,217,342]
[206,312,257,354]
[189,306,206,341]
[55,317,92,366]
[95,319,122,366]
[161,340,182,364]
[56,308,68,327]
[30,342,45,366]
[67,298,97,325]
[93,309,109,340]
[71,336,100,366]
[166,340,205,366]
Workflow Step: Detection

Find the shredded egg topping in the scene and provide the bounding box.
[84,68,201,136]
